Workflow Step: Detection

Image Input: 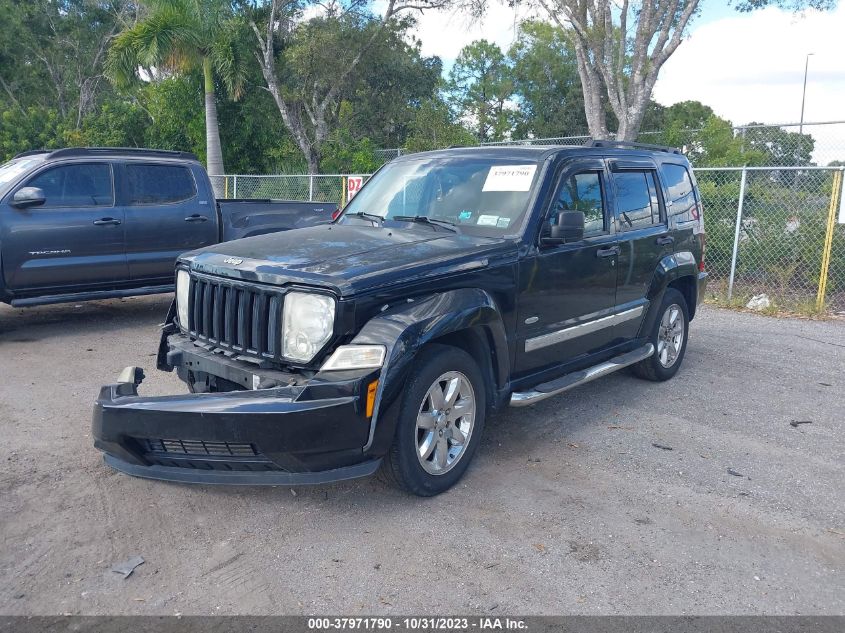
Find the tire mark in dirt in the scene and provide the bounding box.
[201,552,244,577]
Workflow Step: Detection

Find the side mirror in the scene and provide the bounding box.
[545,210,585,243]
[12,187,46,208]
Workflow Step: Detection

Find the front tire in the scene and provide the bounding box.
[632,288,689,382]
[381,344,486,496]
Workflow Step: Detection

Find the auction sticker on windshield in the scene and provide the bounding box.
[482,164,537,192]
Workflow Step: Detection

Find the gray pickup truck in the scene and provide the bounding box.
[0,147,333,307]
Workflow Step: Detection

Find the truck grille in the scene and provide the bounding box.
[187,274,283,360]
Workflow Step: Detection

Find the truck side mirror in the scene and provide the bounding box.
[545,210,585,244]
[12,187,46,208]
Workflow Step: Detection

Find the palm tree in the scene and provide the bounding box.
[106,0,246,176]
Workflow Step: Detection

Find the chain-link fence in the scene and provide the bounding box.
[210,174,370,203]
[698,166,845,313]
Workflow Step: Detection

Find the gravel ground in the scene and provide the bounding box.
[0,297,843,616]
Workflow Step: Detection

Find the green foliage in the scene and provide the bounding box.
[404,98,477,153]
[0,107,66,159]
[446,40,513,143]
[106,0,246,98]
[741,123,815,167]
[141,77,207,158]
[67,101,149,148]
[320,104,382,174]
[508,21,585,139]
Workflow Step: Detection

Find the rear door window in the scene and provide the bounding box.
[125,164,196,205]
[660,163,697,220]
[613,171,661,230]
[25,163,113,207]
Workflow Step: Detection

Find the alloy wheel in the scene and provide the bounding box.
[415,371,476,475]
[657,303,685,368]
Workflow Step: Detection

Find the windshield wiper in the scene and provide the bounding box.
[344,211,385,224]
[392,215,458,232]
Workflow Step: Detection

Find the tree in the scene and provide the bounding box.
[739,124,815,167]
[106,0,249,176]
[0,1,137,126]
[251,0,451,174]
[533,0,699,140]
[508,20,585,139]
[404,97,477,152]
[533,0,836,141]
[447,40,513,143]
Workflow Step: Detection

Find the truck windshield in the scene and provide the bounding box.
[0,156,45,191]
[340,156,541,235]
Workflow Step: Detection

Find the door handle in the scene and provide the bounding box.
[596,246,620,258]
[656,236,675,246]
[93,217,121,226]
[184,214,208,222]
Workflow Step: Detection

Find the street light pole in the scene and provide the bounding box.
[799,53,814,136]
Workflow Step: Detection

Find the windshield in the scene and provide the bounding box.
[339,156,541,235]
[0,156,46,191]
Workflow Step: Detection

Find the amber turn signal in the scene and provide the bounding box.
[366,380,379,418]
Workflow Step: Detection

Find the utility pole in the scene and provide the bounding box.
[799,53,814,136]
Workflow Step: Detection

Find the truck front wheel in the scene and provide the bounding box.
[381,344,486,496]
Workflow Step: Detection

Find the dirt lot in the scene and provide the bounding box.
[0,297,843,615]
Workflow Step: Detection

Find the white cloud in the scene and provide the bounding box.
[409,4,538,65]
[653,3,845,163]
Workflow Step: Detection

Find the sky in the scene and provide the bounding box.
[406,1,845,161]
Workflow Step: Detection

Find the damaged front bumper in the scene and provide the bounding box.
[93,335,383,485]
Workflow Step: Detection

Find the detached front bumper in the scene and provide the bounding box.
[93,362,382,485]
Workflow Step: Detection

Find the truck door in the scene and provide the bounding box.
[120,162,217,281]
[608,162,668,341]
[515,159,619,375]
[3,161,127,291]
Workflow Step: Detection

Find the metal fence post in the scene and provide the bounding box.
[233,175,238,199]
[727,167,748,301]
[309,175,314,201]
[816,169,844,310]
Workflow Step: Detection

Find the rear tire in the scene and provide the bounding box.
[381,344,486,496]
[632,288,689,382]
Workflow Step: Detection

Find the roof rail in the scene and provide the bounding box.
[586,139,682,154]
[44,147,199,161]
[12,149,51,159]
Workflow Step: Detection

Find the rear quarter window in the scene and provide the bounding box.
[660,163,698,221]
[125,163,196,205]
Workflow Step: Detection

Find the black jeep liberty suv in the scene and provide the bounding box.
[93,141,707,496]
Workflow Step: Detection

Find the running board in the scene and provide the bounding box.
[509,343,654,407]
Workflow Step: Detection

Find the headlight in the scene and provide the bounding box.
[282,292,335,362]
[321,345,386,371]
[176,269,190,329]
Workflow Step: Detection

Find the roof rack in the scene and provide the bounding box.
[14,147,199,161]
[12,149,51,159]
[586,139,683,154]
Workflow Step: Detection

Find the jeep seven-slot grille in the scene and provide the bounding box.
[187,274,283,360]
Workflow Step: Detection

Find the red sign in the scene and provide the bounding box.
[347,176,364,200]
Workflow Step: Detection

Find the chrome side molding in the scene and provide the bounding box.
[524,305,645,353]
[509,343,655,407]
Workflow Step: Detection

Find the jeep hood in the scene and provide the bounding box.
[181,223,515,296]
